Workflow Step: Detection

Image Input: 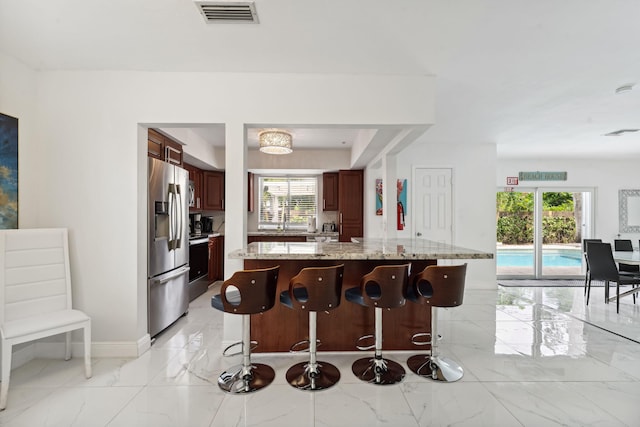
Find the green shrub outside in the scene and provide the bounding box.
[496,214,576,244]
[542,216,576,243]
[496,191,578,245]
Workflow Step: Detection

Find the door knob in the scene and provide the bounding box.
[416,232,422,237]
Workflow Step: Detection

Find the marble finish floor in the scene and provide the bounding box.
[0,284,639,426]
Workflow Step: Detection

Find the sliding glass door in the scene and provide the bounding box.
[497,188,594,279]
[496,190,535,276]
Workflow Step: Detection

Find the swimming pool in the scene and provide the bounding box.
[497,249,582,267]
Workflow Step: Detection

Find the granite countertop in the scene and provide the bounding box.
[229,238,494,261]
[247,231,339,237]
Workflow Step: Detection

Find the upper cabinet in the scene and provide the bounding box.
[147,129,183,166]
[322,172,339,211]
[203,171,225,211]
[338,170,363,242]
[183,163,225,212]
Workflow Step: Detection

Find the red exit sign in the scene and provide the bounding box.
[506,177,519,185]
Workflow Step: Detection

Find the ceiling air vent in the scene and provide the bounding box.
[604,129,640,137]
[195,1,258,23]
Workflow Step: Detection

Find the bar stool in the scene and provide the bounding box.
[406,264,467,382]
[279,264,344,391]
[345,264,410,385]
[211,265,279,394]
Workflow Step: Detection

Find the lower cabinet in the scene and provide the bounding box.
[208,235,225,281]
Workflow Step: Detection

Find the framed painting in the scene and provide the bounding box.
[0,112,18,229]
[397,179,407,230]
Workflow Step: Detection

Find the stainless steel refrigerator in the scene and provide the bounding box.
[148,157,190,338]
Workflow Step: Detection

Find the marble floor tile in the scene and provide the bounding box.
[0,386,141,427]
[401,381,522,427]
[108,385,222,427]
[313,382,419,427]
[0,285,639,427]
[484,381,633,427]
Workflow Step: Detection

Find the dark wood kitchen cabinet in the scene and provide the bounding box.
[248,172,255,212]
[322,172,339,211]
[183,163,203,211]
[147,128,183,166]
[338,169,363,242]
[208,235,225,281]
[203,171,225,211]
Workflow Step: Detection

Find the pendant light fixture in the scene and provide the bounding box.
[259,129,293,154]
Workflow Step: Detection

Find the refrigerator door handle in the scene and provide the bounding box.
[151,266,191,285]
[168,183,177,250]
[176,183,183,249]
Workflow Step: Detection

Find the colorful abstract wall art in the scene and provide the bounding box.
[0,113,18,229]
[375,178,383,215]
[397,179,407,230]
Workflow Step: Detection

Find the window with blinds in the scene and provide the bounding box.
[258,176,317,230]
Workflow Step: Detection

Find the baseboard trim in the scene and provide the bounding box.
[10,335,151,364]
[90,336,151,358]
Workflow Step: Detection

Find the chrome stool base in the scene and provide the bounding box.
[286,361,340,391]
[352,356,405,385]
[407,354,463,382]
[218,363,276,394]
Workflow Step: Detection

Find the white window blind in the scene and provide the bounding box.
[258,176,317,230]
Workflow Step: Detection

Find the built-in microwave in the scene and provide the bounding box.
[188,180,195,208]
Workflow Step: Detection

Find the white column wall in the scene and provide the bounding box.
[2,67,434,355]
[497,158,640,244]
[381,154,398,239]
[364,165,383,238]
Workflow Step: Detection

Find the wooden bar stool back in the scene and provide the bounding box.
[280,264,344,391]
[211,265,279,394]
[406,263,467,382]
[345,264,410,385]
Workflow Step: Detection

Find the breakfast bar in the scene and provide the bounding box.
[229,238,493,352]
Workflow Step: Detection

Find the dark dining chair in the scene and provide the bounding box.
[614,239,638,273]
[582,239,602,296]
[586,242,640,313]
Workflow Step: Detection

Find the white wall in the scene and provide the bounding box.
[389,140,497,289]
[497,158,640,245]
[364,163,413,240]
[248,148,351,171]
[2,66,434,355]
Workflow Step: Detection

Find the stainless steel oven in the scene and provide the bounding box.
[188,237,209,282]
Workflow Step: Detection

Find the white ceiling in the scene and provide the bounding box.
[2,0,640,159]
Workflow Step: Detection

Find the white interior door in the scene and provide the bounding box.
[414,168,452,244]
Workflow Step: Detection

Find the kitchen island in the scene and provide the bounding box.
[228,238,493,352]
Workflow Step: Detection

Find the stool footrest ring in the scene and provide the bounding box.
[355,334,376,351]
[222,340,258,357]
[410,332,432,346]
[289,339,322,353]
